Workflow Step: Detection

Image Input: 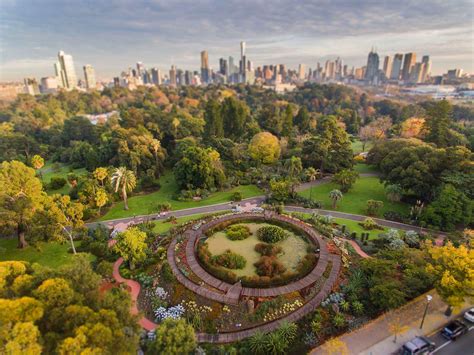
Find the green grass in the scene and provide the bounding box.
[333,217,389,240]
[151,213,212,234]
[0,238,94,268]
[351,139,373,154]
[39,161,88,195]
[100,171,263,221]
[299,176,409,216]
[354,163,379,174]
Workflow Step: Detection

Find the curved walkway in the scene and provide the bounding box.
[112,257,157,331]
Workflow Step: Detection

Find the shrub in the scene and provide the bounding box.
[332,313,346,328]
[383,211,405,222]
[49,177,67,190]
[231,191,243,202]
[297,254,318,275]
[225,224,251,241]
[404,230,420,248]
[255,243,282,256]
[366,200,384,216]
[95,260,113,278]
[257,225,288,243]
[358,217,383,230]
[254,256,286,277]
[211,250,247,269]
[160,262,175,283]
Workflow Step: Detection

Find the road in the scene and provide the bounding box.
[429,321,474,355]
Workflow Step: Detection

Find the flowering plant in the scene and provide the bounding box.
[154,304,185,321]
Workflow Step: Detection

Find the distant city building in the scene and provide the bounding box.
[219,58,228,76]
[23,78,40,95]
[57,50,78,89]
[409,62,424,84]
[83,64,96,89]
[390,53,403,80]
[298,64,306,80]
[151,68,161,85]
[421,55,431,82]
[365,49,380,83]
[136,62,145,78]
[401,52,416,81]
[40,77,58,93]
[169,65,177,87]
[447,68,463,79]
[383,56,392,79]
[200,50,210,84]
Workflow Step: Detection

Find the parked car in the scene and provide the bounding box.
[463,308,474,323]
[399,336,435,355]
[441,320,468,340]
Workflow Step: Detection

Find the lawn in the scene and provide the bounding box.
[351,139,373,154]
[333,217,389,240]
[39,161,88,195]
[354,163,379,174]
[151,213,212,234]
[99,171,263,221]
[0,238,94,268]
[299,176,409,216]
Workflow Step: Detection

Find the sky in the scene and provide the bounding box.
[0,0,473,81]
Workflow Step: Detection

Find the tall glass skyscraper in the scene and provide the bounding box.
[57,50,77,90]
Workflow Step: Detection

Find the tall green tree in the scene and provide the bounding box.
[111,167,136,210]
[0,161,45,248]
[221,97,250,140]
[423,100,452,147]
[332,169,359,193]
[294,106,311,132]
[204,99,224,139]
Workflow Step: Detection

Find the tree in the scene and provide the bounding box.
[386,184,403,202]
[221,97,250,141]
[204,99,224,139]
[294,106,311,132]
[0,161,45,248]
[95,189,108,214]
[359,116,392,149]
[34,278,74,308]
[366,200,384,216]
[423,100,452,147]
[113,227,148,270]
[281,105,294,137]
[93,167,108,186]
[421,184,472,231]
[387,312,409,343]
[150,318,196,355]
[322,338,349,355]
[284,156,303,195]
[269,179,291,203]
[111,167,136,210]
[304,167,321,182]
[248,132,280,165]
[332,169,359,193]
[426,242,474,311]
[400,117,425,138]
[31,154,45,180]
[3,321,42,354]
[329,189,343,209]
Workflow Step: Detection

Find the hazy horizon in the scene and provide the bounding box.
[1,0,473,81]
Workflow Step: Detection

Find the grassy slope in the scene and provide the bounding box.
[351,139,373,154]
[354,163,379,174]
[333,217,389,240]
[299,176,409,216]
[100,171,262,221]
[39,161,88,195]
[151,213,212,234]
[0,239,94,268]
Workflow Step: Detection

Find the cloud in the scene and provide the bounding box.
[0,0,472,80]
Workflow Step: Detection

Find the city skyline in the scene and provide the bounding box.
[1,0,473,81]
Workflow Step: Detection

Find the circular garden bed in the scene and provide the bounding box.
[197,219,319,288]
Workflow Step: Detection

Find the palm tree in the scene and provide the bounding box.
[111,167,136,210]
[329,189,343,209]
[305,167,321,182]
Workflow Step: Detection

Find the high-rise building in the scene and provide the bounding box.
[365,49,379,83]
[409,62,424,84]
[57,50,77,89]
[390,54,403,80]
[219,58,228,76]
[151,68,161,85]
[447,69,463,79]
[228,56,236,75]
[421,55,431,83]
[83,64,96,89]
[136,62,145,78]
[298,64,306,80]
[240,41,246,76]
[382,56,392,79]
[200,50,210,84]
[169,65,177,87]
[23,78,40,95]
[401,53,416,81]
[40,77,58,93]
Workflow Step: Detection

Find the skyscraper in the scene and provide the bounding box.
[240,41,246,76]
[298,64,306,80]
[83,64,96,89]
[136,62,145,78]
[409,62,424,84]
[169,65,177,87]
[57,50,77,89]
[219,58,228,76]
[401,53,416,81]
[382,56,392,79]
[365,49,379,83]
[421,55,431,83]
[201,50,210,84]
[151,68,161,85]
[390,54,403,80]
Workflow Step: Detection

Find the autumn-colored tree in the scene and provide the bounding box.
[111,167,136,210]
[322,338,349,355]
[248,132,281,165]
[113,227,148,270]
[95,189,108,214]
[400,117,425,138]
[359,116,392,150]
[34,278,75,308]
[0,161,45,248]
[93,167,108,186]
[426,242,474,312]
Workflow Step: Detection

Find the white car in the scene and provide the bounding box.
[464,308,474,323]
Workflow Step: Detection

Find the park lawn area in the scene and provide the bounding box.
[333,217,389,240]
[354,163,379,174]
[39,161,88,195]
[299,176,409,216]
[99,171,263,221]
[151,213,212,234]
[0,238,94,268]
[351,139,373,154]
